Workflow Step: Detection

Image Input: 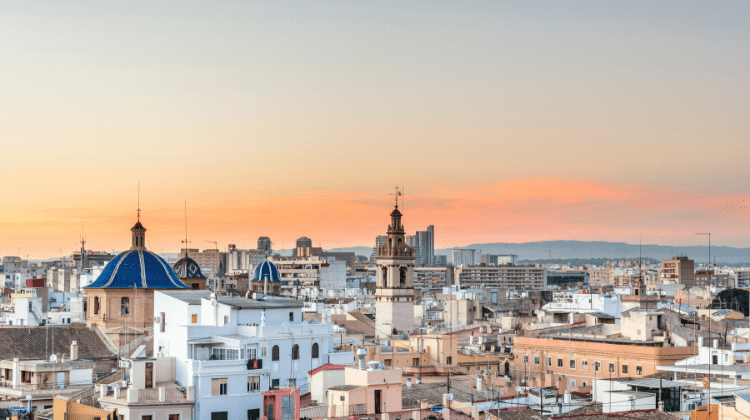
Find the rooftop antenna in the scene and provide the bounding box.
[182,200,191,256]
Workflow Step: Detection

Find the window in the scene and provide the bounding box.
[191,314,198,324]
[446,356,452,365]
[211,413,228,420]
[636,366,642,376]
[622,364,628,374]
[292,344,299,360]
[169,415,180,420]
[121,297,130,316]
[340,396,345,402]
[546,358,551,367]
[534,357,539,365]
[570,380,576,387]
[465,367,470,372]
[413,358,420,367]
[312,343,319,359]
[223,315,229,325]
[383,359,392,367]
[609,363,615,373]
[400,267,407,285]
[595,362,601,372]
[289,312,294,322]
[582,360,588,370]
[142,416,153,420]
[381,267,388,286]
[558,359,563,367]
[272,345,280,361]
[271,379,279,389]
[288,379,296,387]
[94,297,100,315]
[523,355,528,364]
[248,376,260,392]
[261,346,267,358]
[570,360,575,369]
[160,312,166,333]
[212,349,239,360]
[247,348,257,360]
[582,382,588,387]
[248,409,260,420]
[212,378,228,396]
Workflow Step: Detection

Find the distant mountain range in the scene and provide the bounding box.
[439,240,750,264]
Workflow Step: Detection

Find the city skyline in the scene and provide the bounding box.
[2,1,749,256]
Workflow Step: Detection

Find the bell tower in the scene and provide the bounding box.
[375,189,415,340]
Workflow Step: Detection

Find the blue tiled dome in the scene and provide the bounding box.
[173,256,206,279]
[86,250,188,289]
[252,260,280,282]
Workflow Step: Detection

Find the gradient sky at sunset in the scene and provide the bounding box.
[2,1,749,258]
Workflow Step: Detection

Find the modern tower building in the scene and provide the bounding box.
[257,236,272,254]
[375,201,415,339]
[292,236,313,256]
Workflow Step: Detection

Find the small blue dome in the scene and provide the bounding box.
[252,260,280,282]
[86,250,188,289]
[173,256,206,279]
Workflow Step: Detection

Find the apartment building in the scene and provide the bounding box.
[181,248,221,275]
[456,264,546,290]
[660,257,695,287]
[267,255,345,290]
[413,266,453,293]
[452,249,481,267]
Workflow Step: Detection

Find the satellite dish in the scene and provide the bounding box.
[49,354,57,363]
[446,393,454,401]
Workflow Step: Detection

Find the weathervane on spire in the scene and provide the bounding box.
[391,186,402,208]
[137,181,141,221]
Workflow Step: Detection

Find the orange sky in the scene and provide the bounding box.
[1,2,749,257]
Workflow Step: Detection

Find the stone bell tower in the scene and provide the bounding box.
[375,190,416,340]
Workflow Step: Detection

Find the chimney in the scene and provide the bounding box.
[158,387,166,402]
[70,340,79,361]
[357,348,367,370]
[407,378,412,388]
[113,386,121,399]
[713,339,719,349]
[100,384,107,398]
[12,358,20,390]
[476,374,482,392]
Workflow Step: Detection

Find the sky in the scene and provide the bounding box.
[1,1,749,258]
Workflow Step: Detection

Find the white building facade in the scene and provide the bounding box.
[153,290,352,420]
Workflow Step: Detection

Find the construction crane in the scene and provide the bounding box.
[205,240,218,250]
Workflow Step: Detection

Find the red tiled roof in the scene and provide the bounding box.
[308,363,350,377]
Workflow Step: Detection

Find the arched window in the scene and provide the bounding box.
[272,345,280,361]
[292,344,299,360]
[400,267,407,285]
[381,266,388,286]
[93,297,100,315]
[120,297,130,316]
[311,343,319,359]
